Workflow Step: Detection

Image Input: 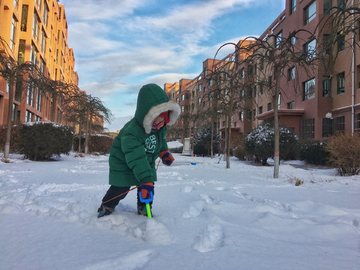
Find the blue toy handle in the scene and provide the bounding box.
[139,191,153,218]
[139,190,153,203]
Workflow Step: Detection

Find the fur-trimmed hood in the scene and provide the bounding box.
[134,84,180,134]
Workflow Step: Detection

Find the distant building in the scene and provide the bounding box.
[166,0,360,145]
[0,0,82,127]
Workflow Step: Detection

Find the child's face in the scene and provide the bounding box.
[153,116,165,125]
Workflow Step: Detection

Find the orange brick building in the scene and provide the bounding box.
[166,0,360,143]
[0,0,79,126]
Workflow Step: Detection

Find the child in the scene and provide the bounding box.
[98,83,180,217]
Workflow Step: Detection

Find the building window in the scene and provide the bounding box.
[259,84,264,95]
[203,87,206,93]
[322,118,333,137]
[324,0,332,15]
[291,0,296,14]
[337,32,345,52]
[304,78,315,100]
[276,31,282,48]
[248,65,253,77]
[27,84,34,106]
[26,110,33,122]
[300,118,315,139]
[181,106,184,112]
[21,5,29,32]
[305,1,316,24]
[18,39,26,65]
[247,87,252,99]
[14,0,19,9]
[259,106,263,114]
[337,72,345,94]
[287,101,295,109]
[304,39,316,61]
[12,104,19,121]
[198,97,201,105]
[10,16,17,51]
[338,0,347,9]
[334,115,345,133]
[323,76,331,97]
[323,34,331,55]
[355,113,360,130]
[35,115,41,122]
[40,29,46,54]
[36,90,41,111]
[43,3,48,27]
[268,102,272,111]
[288,67,295,81]
[181,94,184,101]
[199,84,202,92]
[290,35,296,45]
[239,111,243,122]
[246,110,252,121]
[30,42,38,65]
[241,68,245,78]
[32,12,40,42]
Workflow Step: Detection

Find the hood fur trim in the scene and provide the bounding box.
[143,101,180,134]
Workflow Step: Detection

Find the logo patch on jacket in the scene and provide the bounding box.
[145,135,157,153]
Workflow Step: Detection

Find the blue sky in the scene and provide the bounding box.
[60,0,285,131]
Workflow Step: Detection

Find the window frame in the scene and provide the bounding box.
[304,78,316,101]
[337,72,345,94]
[305,1,316,25]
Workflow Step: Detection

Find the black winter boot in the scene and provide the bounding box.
[97,204,115,218]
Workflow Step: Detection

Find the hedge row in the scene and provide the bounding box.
[1,123,113,161]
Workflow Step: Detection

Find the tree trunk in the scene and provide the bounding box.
[4,78,15,161]
[78,121,82,153]
[51,93,57,122]
[85,109,90,155]
[211,112,214,159]
[226,112,232,169]
[273,66,281,178]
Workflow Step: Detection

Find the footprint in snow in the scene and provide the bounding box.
[192,224,224,253]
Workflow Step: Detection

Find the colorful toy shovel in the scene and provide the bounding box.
[139,190,153,218]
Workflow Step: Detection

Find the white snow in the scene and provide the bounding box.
[0,153,359,270]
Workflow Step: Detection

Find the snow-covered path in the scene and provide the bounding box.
[0,153,359,270]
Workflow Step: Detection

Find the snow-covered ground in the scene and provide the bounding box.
[0,150,359,270]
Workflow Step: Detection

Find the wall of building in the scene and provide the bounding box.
[0,0,79,127]
[166,0,360,143]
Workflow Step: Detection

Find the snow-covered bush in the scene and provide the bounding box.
[299,140,329,165]
[0,124,21,153]
[18,122,73,161]
[325,132,360,176]
[73,134,113,154]
[194,125,220,157]
[245,122,298,165]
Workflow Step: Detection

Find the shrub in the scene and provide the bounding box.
[194,125,220,157]
[299,140,329,165]
[73,134,114,154]
[245,122,298,165]
[325,132,360,176]
[233,134,249,160]
[18,122,73,161]
[0,124,21,153]
[88,134,113,154]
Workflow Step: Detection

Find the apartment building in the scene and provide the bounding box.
[0,0,79,126]
[166,0,360,143]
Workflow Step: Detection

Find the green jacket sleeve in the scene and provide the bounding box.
[121,133,153,183]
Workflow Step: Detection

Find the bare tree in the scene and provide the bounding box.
[0,37,41,161]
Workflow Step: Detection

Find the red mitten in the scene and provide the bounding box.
[159,150,175,166]
[141,182,154,199]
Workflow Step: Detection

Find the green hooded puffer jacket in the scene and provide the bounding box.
[108,84,180,187]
